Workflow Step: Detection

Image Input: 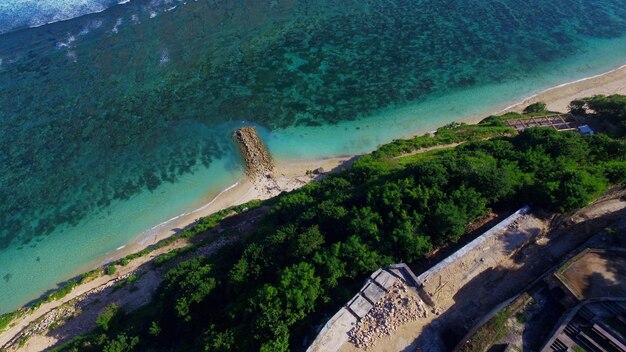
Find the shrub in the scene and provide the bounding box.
[96,303,121,332]
[523,102,547,114]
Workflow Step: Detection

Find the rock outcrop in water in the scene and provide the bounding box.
[233,127,275,180]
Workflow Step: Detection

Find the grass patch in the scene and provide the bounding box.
[460,294,530,352]
[0,310,23,333]
[371,121,514,160]
[460,310,511,352]
[394,148,452,166]
[113,274,140,291]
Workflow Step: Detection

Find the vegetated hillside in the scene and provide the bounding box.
[55,99,626,352]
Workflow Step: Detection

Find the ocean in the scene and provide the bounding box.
[2,0,626,313]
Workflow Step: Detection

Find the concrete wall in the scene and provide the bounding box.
[416,206,531,287]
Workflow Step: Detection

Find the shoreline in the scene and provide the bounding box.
[6,60,626,319]
[102,62,626,269]
[3,61,626,351]
[500,63,626,114]
[106,156,357,264]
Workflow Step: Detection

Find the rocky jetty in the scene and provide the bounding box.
[233,127,275,180]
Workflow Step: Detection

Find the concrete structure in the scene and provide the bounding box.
[416,206,532,287]
[541,248,626,351]
[308,206,532,352]
[306,265,422,352]
[506,114,580,132]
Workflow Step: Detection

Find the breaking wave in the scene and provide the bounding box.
[0,0,136,34]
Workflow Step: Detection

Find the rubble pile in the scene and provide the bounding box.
[507,216,525,230]
[348,281,428,349]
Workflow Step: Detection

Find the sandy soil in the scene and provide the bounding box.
[0,238,188,350]
[347,189,626,352]
[338,212,550,352]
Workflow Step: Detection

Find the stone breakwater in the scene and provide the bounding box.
[233,127,275,180]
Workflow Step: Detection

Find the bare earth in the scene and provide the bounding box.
[560,250,626,299]
[339,212,550,352]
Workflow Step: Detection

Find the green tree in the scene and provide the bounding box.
[349,207,383,243]
[148,321,161,336]
[541,169,607,212]
[102,334,139,352]
[341,236,390,278]
[431,200,467,244]
[290,225,325,258]
[279,262,322,325]
[204,325,235,352]
[161,258,216,321]
[312,244,347,290]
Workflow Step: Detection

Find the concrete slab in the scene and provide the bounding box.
[362,281,386,304]
[306,308,357,352]
[374,269,399,290]
[349,294,374,319]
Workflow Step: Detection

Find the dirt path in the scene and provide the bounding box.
[0,237,189,351]
[409,191,626,351]
[392,142,464,159]
[0,196,277,352]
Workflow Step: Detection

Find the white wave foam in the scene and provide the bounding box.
[0,0,114,34]
[135,181,240,245]
[67,50,77,62]
[56,34,76,48]
[0,0,172,35]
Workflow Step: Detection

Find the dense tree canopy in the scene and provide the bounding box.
[56,102,626,352]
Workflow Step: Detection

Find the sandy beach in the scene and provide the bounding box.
[107,63,626,266]
[503,64,626,114]
[109,156,357,263]
[3,62,626,352]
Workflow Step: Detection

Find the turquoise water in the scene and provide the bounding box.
[2,0,626,313]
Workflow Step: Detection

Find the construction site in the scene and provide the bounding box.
[308,188,626,352]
